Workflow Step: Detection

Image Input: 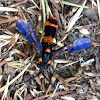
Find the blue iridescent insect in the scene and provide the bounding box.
[15,17,93,88]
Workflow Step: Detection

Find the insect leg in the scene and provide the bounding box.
[25,71,41,83]
[42,72,55,88]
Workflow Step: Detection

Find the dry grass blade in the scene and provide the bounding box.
[5,57,14,62]
[0,63,31,93]
[7,60,25,67]
[62,1,89,8]
[58,33,69,43]
[95,55,100,72]
[9,34,19,50]
[2,75,10,100]
[0,17,18,24]
[44,70,49,84]
[53,9,62,30]
[13,49,28,57]
[46,75,56,94]
[59,0,87,42]
[45,0,50,19]
[97,0,100,20]
[3,30,14,35]
[51,75,56,84]
[33,95,48,100]
[35,16,42,35]
[16,92,23,100]
[61,96,75,100]
[0,7,18,12]
[85,72,100,76]
[46,84,52,95]
[54,59,72,64]
[9,0,28,7]
[17,7,27,21]
[61,60,81,68]
[64,77,78,83]
[0,15,10,18]
[0,75,3,81]
[30,90,36,98]
[33,73,41,86]
[7,61,34,73]
[49,0,61,12]
[0,60,7,66]
[55,74,78,85]
[53,82,59,94]
[40,0,46,42]
[0,41,10,48]
[49,91,71,98]
[30,0,40,10]
[64,83,81,87]
[90,0,97,6]
[79,28,90,35]
[81,58,95,67]
[0,57,13,66]
[0,35,12,40]
[7,22,16,30]
[67,0,87,32]
[53,38,64,47]
[25,9,42,16]
[92,42,100,46]
[79,24,95,29]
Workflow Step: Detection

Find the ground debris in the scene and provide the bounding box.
[0,0,100,99]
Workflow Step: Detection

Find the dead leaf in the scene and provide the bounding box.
[49,0,61,12]
[13,49,28,57]
[0,17,18,24]
[85,72,100,76]
[9,33,19,50]
[49,91,71,98]
[7,23,16,30]
[9,0,28,8]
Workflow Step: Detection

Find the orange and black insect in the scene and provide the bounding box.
[15,17,93,88]
[16,17,58,88]
[37,17,58,69]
